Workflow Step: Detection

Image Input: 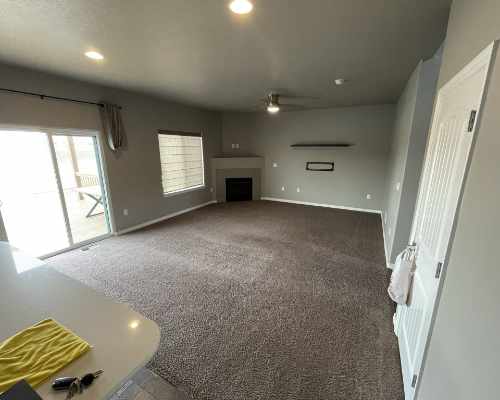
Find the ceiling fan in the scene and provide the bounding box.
[260,92,308,114]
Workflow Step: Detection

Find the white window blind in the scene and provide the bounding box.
[158,132,204,195]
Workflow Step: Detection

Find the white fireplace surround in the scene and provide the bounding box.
[211,156,263,202]
[211,156,263,170]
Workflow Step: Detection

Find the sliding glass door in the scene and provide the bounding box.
[0,131,70,255]
[52,135,110,244]
[0,130,111,257]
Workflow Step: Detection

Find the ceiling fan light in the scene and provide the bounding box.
[267,104,280,114]
[229,0,253,14]
[85,51,104,60]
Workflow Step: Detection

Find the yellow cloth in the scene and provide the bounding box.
[0,318,91,393]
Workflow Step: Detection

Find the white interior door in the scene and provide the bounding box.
[396,42,496,400]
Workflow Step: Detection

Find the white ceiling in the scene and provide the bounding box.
[0,0,451,111]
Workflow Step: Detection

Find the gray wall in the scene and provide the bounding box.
[0,212,6,241]
[0,63,222,232]
[418,1,500,399]
[222,105,395,211]
[384,52,441,264]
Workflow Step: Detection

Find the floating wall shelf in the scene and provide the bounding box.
[290,143,353,148]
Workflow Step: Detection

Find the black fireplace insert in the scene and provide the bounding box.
[226,177,252,201]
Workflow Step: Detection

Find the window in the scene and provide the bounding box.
[158,131,205,195]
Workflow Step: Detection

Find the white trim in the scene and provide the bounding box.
[47,133,75,246]
[380,213,393,269]
[163,184,206,198]
[93,131,117,234]
[261,197,382,214]
[116,200,216,235]
[41,233,112,259]
[439,41,495,96]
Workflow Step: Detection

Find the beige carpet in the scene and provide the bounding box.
[48,200,403,400]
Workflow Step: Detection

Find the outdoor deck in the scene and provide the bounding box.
[2,189,109,257]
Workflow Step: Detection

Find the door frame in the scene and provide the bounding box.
[397,41,497,399]
[0,126,116,258]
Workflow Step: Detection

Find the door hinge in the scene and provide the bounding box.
[411,374,418,388]
[468,110,477,132]
[435,262,443,279]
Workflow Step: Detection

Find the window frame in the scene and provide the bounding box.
[157,130,206,197]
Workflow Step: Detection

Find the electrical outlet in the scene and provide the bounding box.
[235,143,240,149]
[210,187,214,193]
[123,209,129,216]
[296,187,301,193]
[396,182,401,191]
[281,186,285,191]
[366,194,372,200]
[273,162,278,168]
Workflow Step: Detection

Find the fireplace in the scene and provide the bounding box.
[226,177,252,201]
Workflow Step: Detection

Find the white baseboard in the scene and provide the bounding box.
[261,197,382,215]
[262,197,391,268]
[116,200,216,235]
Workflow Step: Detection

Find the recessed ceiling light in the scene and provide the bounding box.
[229,0,253,14]
[85,51,104,60]
[334,78,347,86]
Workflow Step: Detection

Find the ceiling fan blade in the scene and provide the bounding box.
[279,103,307,109]
[279,94,320,100]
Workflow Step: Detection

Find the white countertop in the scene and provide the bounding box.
[0,242,160,399]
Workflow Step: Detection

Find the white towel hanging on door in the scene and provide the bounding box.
[388,247,416,305]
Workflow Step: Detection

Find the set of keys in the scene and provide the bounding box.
[51,370,103,399]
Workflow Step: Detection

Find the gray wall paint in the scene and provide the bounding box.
[0,212,7,242]
[222,105,395,211]
[384,64,420,259]
[384,52,441,263]
[418,1,500,399]
[0,63,222,232]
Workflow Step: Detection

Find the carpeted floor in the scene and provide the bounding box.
[48,200,403,400]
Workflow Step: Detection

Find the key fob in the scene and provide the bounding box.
[52,376,78,391]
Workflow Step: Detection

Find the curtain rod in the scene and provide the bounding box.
[0,87,122,110]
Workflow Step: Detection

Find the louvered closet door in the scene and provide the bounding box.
[397,43,495,400]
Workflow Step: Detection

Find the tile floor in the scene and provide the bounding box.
[110,369,189,400]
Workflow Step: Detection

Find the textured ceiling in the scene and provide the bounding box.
[0,0,451,111]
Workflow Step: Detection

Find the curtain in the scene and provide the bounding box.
[100,102,124,151]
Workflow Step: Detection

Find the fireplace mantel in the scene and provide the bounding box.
[212,156,263,170]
